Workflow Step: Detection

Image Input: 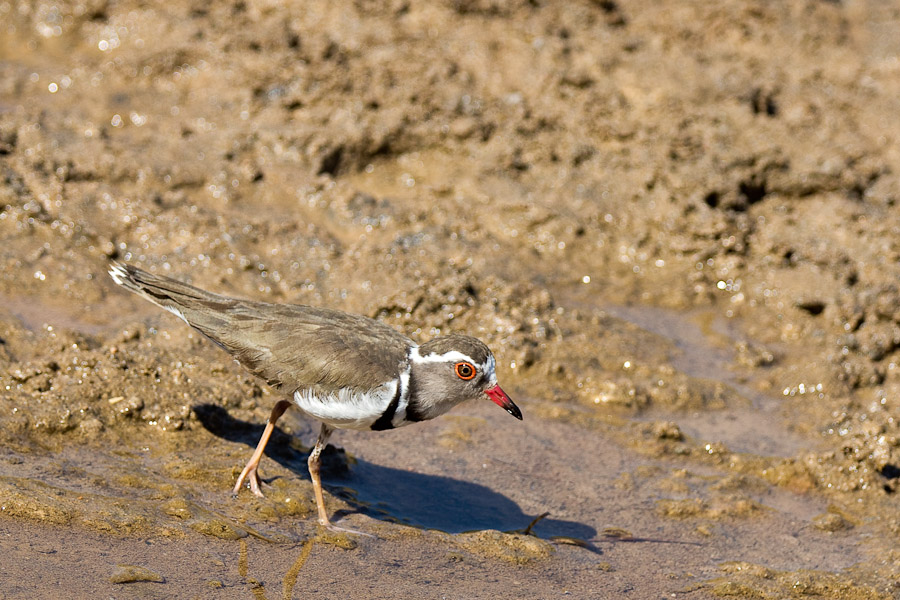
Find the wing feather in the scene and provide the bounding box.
[109,263,411,392]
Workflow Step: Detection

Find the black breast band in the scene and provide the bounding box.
[371,381,402,431]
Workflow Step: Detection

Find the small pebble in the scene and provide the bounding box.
[108,564,165,584]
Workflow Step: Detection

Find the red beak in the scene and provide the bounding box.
[485,385,522,420]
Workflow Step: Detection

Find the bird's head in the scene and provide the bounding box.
[407,334,522,421]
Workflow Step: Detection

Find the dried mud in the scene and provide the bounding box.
[2,1,900,598]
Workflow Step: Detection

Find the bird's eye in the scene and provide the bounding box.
[454,361,476,380]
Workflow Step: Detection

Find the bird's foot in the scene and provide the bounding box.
[318,519,374,538]
[232,469,266,498]
[248,472,265,497]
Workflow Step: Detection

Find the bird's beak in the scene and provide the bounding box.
[485,385,522,420]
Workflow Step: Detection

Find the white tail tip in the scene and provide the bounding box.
[108,263,128,286]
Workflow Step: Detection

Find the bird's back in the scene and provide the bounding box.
[109,263,412,393]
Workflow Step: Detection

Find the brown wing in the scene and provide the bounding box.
[110,263,412,392]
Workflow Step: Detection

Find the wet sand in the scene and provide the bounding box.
[2,1,900,598]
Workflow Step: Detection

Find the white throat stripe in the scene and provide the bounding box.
[392,364,412,427]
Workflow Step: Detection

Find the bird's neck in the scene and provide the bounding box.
[403,362,460,423]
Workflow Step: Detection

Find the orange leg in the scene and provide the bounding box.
[232,399,291,497]
[307,423,334,526]
[306,423,371,536]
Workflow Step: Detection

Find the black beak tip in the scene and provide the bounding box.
[508,405,523,421]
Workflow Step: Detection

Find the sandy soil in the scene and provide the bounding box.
[2,0,900,598]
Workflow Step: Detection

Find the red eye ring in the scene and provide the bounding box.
[454,361,476,380]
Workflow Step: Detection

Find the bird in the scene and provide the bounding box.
[108,262,522,531]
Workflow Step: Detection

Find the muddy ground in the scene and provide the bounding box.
[1,0,900,598]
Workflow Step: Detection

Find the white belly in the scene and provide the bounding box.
[292,381,397,430]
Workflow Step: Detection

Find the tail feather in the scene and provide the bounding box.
[108,262,229,324]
